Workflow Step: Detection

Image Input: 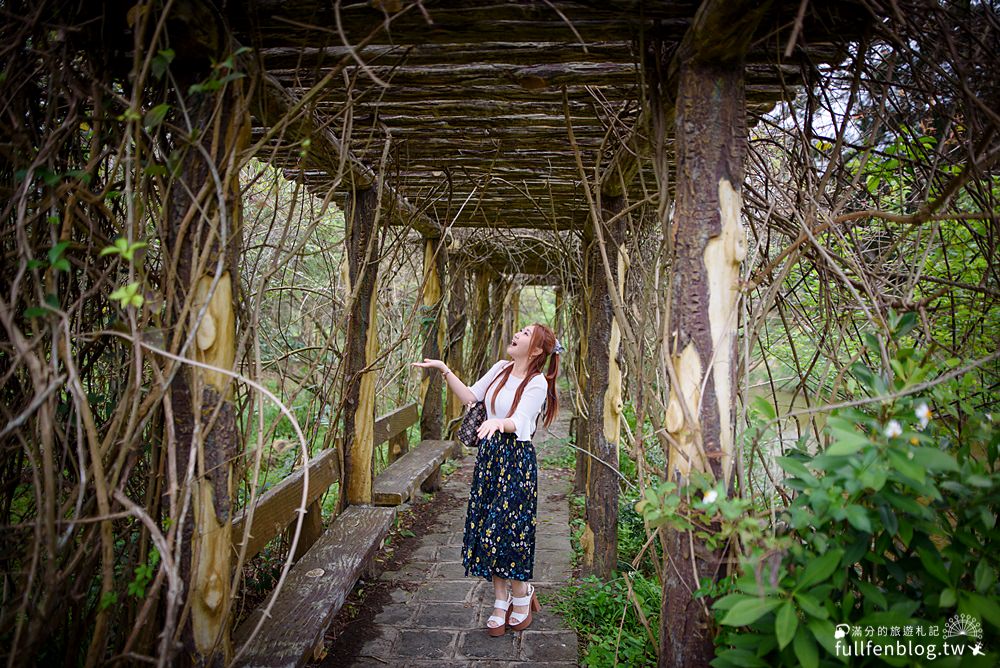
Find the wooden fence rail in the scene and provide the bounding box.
[232,401,419,560]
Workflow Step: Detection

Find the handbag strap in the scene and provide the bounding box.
[470,361,514,407]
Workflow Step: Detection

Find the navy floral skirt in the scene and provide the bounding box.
[462,431,537,581]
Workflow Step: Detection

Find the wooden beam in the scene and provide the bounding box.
[445,256,468,430]
[233,1,691,47]
[271,61,639,88]
[253,69,439,237]
[419,238,447,440]
[259,41,638,69]
[232,448,340,559]
[343,188,380,506]
[467,268,494,380]
[374,402,419,446]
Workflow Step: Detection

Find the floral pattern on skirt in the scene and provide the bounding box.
[462,431,537,581]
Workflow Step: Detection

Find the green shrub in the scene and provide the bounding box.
[637,338,1000,668]
[551,573,660,667]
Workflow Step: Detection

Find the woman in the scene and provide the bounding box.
[413,323,560,636]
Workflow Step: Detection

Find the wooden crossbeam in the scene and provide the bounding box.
[253,70,440,237]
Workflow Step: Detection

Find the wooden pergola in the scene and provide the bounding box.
[160,0,871,664]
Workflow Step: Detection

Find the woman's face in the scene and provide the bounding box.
[507,325,537,362]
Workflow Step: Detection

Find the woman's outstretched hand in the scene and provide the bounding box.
[477,418,505,440]
[412,358,446,372]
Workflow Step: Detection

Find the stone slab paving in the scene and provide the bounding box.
[350,416,579,667]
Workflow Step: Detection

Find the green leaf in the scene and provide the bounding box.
[752,395,777,420]
[48,240,70,265]
[963,592,1000,629]
[856,581,888,609]
[909,447,959,472]
[24,306,49,318]
[775,601,798,649]
[793,591,829,619]
[796,549,843,590]
[939,588,956,607]
[719,597,783,626]
[975,562,995,594]
[825,427,871,456]
[793,627,819,668]
[777,457,813,481]
[98,591,118,611]
[876,504,898,535]
[918,547,951,586]
[887,449,925,484]
[144,103,170,131]
[151,48,175,79]
[844,505,873,533]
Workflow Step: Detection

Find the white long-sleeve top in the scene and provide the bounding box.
[469,360,547,441]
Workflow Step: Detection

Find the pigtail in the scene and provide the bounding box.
[541,350,559,426]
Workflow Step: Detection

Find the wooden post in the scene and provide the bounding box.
[569,276,589,494]
[388,430,409,464]
[343,187,380,506]
[419,237,446,440]
[494,276,512,360]
[163,6,248,662]
[468,268,493,378]
[511,283,521,331]
[554,286,565,339]
[581,194,627,580]
[445,256,468,433]
[658,2,763,664]
[289,500,324,561]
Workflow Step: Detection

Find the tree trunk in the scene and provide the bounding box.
[164,7,248,662]
[582,194,626,580]
[445,257,468,432]
[419,238,446,440]
[572,278,589,494]
[468,268,493,379]
[659,53,750,668]
[488,275,508,363]
[343,187,380,506]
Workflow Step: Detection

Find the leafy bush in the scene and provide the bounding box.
[550,573,660,667]
[638,336,1000,667]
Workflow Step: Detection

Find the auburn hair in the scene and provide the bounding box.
[489,322,560,428]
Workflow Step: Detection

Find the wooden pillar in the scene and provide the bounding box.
[419,238,446,440]
[342,187,380,506]
[581,195,627,580]
[570,274,589,494]
[554,286,565,339]
[468,268,493,379]
[445,256,468,431]
[659,3,760,664]
[388,429,409,464]
[511,284,521,331]
[163,7,247,662]
[489,275,508,363]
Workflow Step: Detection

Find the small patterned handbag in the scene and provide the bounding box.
[457,401,487,447]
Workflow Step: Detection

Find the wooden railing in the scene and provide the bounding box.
[231,401,419,560]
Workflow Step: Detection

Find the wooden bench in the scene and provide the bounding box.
[372,439,461,505]
[230,402,426,667]
[233,504,395,667]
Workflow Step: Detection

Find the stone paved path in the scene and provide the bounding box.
[346,415,579,667]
